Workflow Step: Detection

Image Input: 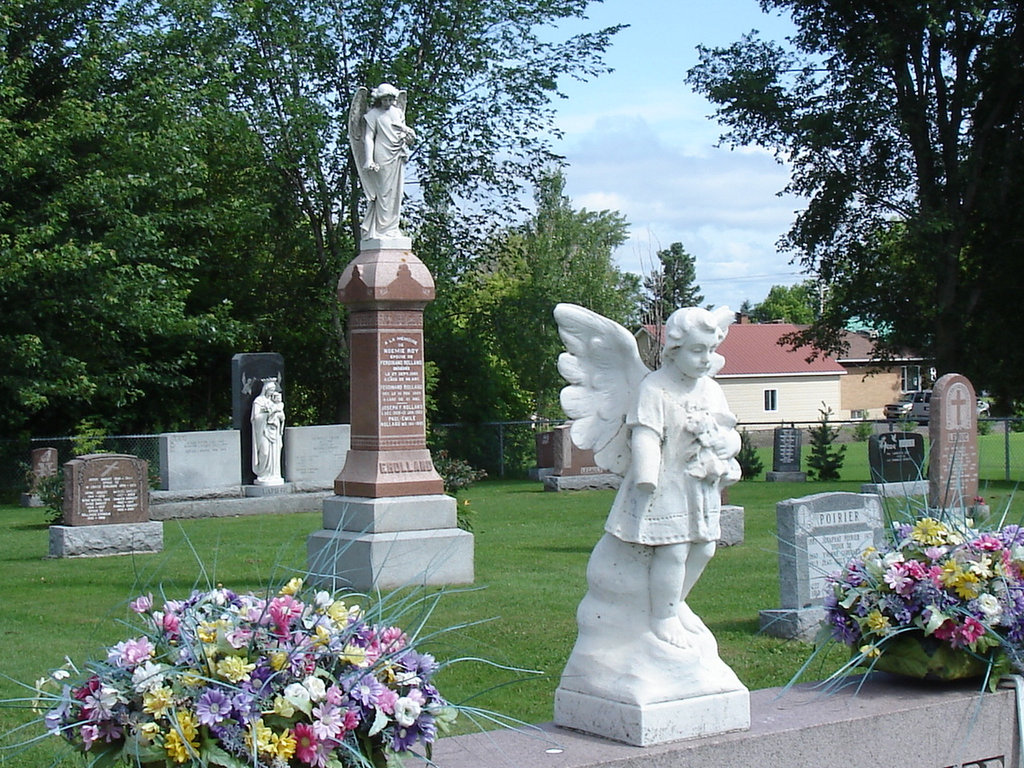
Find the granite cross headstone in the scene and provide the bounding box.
[928,373,979,509]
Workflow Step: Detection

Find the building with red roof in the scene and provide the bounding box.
[636,319,926,425]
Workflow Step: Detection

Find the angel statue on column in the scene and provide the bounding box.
[348,83,416,242]
[553,303,748,714]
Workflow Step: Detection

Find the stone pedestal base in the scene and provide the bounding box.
[543,473,620,492]
[554,688,750,747]
[49,521,163,558]
[767,471,807,482]
[758,607,824,642]
[307,494,473,591]
[20,493,43,507]
[860,480,929,498]
[243,483,294,497]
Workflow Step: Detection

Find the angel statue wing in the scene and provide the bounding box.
[348,87,372,201]
[554,303,651,476]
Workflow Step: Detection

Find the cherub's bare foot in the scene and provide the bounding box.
[651,617,694,649]
[677,604,706,634]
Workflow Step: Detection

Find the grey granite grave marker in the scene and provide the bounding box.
[284,424,351,487]
[159,430,241,490]
[231,353,284,485]
[759,491,884,640]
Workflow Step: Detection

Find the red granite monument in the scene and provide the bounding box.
[334,248,443,497]
[307,83,473,591]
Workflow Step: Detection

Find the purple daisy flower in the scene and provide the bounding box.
[197,688,233,726]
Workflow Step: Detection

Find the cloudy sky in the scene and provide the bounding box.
[548,0,806,311]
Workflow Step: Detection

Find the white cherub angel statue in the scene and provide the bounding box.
[348,83,416,242]
[556,302,741,649]
[553,303,750,741]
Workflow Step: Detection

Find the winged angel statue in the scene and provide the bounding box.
[348,83,416,242]
[553,303,747,711]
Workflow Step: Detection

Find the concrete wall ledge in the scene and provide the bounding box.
[149,491,331,520]
[431,676,1020,768]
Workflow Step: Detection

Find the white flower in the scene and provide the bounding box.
[394,696,422,727]
[303,675,327,703]
[132,661,168,693]
[976,593,1003,622]
[313,591,333,610]
[284,682,311,712]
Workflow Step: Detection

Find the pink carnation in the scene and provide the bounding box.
[107,637,154,668]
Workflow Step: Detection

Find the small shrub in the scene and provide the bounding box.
[36,472,65,524]
[736,429,764,480]
[977,418,992,436]
[72,419,108,456]
[432,450,486,531]
[806,404,847,482]
[852,420,874,442]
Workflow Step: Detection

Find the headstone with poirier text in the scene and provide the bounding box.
[759,491,884,640]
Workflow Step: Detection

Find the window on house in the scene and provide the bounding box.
[764,389,778,412]
[901,365,922,392]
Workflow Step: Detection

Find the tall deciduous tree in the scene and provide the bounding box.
[434,170,638,420]
[687,1,1024,402]
[750,282,818,324]
[0,0,623,436]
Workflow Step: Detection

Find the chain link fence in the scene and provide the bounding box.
[2,418,1023,499]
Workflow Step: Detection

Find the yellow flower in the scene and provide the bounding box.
[860,644,882,659]
[865,609,890,633]
[163,711,199,764]
[326,600,349,623]
[279,577,303,596]
[911,517,949,546]
[181,669,205,687]
[216,655,256,683]
[247,719,275,756]
[940,561,981,599]
[313,624,332,647]
[137,721,161,742]
[272,695,296,718]
[341,643,368,666]
[269,651,289,671]
[197,619,227,644]
[272,729,297,760]
[143,685,174,717]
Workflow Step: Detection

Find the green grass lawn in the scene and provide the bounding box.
[2,449,1022,765]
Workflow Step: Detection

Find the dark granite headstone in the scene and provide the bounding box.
[231,353,284,485]
[63,454,149,526]
[536,431,555,470]
[772,427,802,473]
[868,432,925,483]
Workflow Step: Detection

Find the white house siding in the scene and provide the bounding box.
[716,374,844,427]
